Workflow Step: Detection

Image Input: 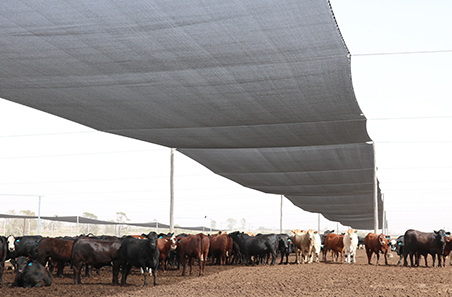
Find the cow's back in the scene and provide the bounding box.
[37,238,73,264]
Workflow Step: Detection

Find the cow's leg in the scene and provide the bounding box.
[112,263,120,285]
[198,256,203,276]
[56,261,65,277]
[409,252,415,267]
[152,267,158,285]
[366,249,372,264]
[269,250,276,265]
[121,263,132,285]
[73,264,82,284]
[189,257,194,275]
[142,267,148,285]
[180,256,187,276]
[375,252,380,265]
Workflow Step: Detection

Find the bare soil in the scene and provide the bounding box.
[1,249,452,296]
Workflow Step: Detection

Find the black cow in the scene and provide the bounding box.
[71,236,121,284]
[393,235,404,265]
[114,231,160,286]
[12,256,52,288]
[8,235,42,259]
[229,232,278,266]
[0,236,7,283]
[276,234,290,265]
[403,229,446,267]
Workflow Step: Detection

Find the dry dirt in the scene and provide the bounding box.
[1,249,452,297]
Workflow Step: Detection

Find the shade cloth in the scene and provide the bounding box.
[0,0,382,229]
[0,214,221,232]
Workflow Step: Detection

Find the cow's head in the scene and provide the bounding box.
[169,234,177,251]
[434,229,447,248]
[15,256,31,275]
[378,234,390,251]
[146,231,159,249]
[346,229,357,241]
[277,235,289,250]
[7,235,16,253]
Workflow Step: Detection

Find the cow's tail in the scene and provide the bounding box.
[70,237,81,269]
[200,234,205,262]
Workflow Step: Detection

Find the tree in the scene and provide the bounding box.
[240,218,246,231]
[81,212,99,235]
[226,218,236,231]
[19,210,36,235]
[6,209,20,235]
[116,212,130,236]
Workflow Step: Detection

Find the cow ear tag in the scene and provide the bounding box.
[16,239,20,242]
[159,236,162,239]
[28,262,32,266]
[288,238,291,242]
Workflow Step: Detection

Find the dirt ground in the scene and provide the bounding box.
[1,249,452,297]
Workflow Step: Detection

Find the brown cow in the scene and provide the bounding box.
[157,235,177,272]
[37,238,74,277]
[175,233,210,276]
[323,232,344,262]
[209,233,233,265]
[442,236,452,267]
[364,233,389,265]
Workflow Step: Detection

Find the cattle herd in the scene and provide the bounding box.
[0,228,451,289]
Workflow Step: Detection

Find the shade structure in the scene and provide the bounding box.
[0,0,382,229]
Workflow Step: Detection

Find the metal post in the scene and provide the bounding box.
[280,195,283,234]
[170,148,175,233]
[76,216,79,235]
[373,143,379,234]
[318,213,320,233]
[37,196,42,235]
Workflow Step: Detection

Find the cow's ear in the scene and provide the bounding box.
[446,232,451,236]
[354,230,358,234]
[386,236,390,240]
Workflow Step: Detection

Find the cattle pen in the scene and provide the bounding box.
[1,247,451,296]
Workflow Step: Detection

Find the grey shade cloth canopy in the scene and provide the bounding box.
[0,0,382,229]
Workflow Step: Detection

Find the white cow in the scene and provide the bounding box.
[291,229,315,264]
[343,228,359,263]
[312,231,322,263]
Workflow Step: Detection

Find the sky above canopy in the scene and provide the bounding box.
[1,0,451,234]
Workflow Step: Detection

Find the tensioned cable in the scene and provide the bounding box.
[0,131,96,138]
[352,49,452,56]
[0,148,166,159]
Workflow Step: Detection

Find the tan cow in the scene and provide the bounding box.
[291,229,315,264]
